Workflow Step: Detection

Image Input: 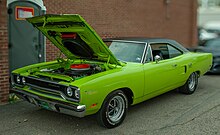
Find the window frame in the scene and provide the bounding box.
[107,40,148,63]
[143,44,153,63]
[167,44,183,59]
[144,42,184,63]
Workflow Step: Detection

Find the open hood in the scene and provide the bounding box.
[26,14,121,66]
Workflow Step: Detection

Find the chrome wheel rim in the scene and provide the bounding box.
[107,95,125,123]
[188,73,196,91]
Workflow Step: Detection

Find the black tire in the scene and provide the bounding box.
[178,72,198,94]
[97,90,128,128]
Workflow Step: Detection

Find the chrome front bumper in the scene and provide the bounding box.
[11,88,86,118]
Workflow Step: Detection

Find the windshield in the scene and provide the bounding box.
[106,41,146,63]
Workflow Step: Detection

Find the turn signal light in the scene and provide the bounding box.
[90,103,97,108]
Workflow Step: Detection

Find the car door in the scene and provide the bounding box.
[166,44,189,84]
[143,43,186,96]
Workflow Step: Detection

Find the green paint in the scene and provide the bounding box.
[12,14,213,117]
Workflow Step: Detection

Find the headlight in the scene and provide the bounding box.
[13,75,25,86]
[66,86,73,97]
[65,86,80,100]
[22,77,26,84]
[16,76,21,84]
[75,88,80,99]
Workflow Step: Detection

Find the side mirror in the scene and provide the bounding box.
[154,55,161,64]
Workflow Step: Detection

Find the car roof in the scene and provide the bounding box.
[104,37,175,42]
[103,37,189,52]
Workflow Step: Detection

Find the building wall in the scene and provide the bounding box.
[198,0,220,27]
[43,0,198,61]
[0,0,9,103]
[0,0,197,103]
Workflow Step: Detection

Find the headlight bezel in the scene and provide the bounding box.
[66,86,74,97]
[12,74,26,86]
[75,88,80,99]
[64,86,80,101]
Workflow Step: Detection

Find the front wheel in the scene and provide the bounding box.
[97,90,128,128]
[178,72,198,94]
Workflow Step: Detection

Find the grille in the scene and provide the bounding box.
[25,77,66,92]
[13,75,79,102]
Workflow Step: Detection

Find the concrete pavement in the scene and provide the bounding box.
[0,75,220,135]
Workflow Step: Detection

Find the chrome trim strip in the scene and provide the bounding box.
[143,45,153,63]
[110,40,147,44]
[141,43,148,64]
[26,76,65,85]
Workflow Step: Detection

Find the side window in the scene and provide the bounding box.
[151,43,169,60]
[167,45,183,58]
[150,43,183,61]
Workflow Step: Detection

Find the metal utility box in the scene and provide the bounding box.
[7,0,46,73]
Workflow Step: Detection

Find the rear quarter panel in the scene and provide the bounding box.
[189,52,212,76]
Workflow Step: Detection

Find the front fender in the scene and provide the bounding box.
[77,66,145,115]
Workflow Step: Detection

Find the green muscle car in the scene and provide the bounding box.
[11,14,212,128]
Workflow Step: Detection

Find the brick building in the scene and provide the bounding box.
[0,0,9,103]
[0,0,198,103]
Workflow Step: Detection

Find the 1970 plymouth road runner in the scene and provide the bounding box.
[11,14,212,128]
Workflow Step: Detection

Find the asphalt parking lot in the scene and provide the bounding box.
[0,75,220,135]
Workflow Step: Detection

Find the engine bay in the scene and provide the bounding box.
[39,62,105,81]
[52,64,103,78]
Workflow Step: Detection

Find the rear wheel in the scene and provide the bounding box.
[97,90,128,128]
[178,72,198,94]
